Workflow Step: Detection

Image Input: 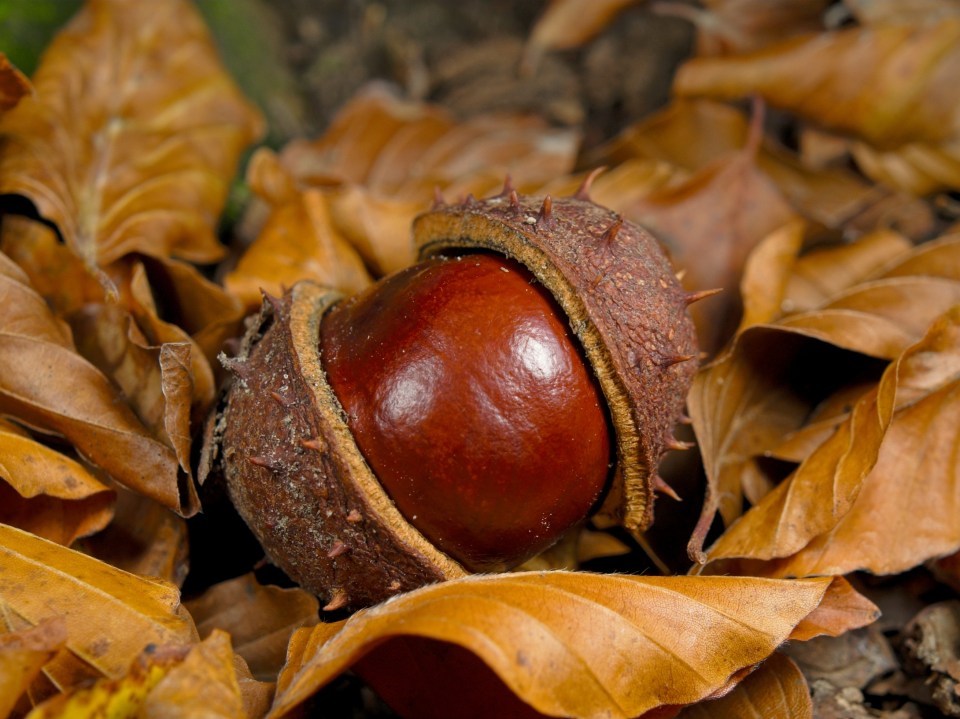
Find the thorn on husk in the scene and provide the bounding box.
[323,589,349,612]
[574,166,606,200]
[653,475,682,501]
[602,216,624,245]
[684,288,723,306]
[536,195,554,228]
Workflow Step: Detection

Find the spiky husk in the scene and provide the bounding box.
[414,191,698,530]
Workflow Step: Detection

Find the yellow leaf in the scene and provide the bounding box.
[0,524,197,694]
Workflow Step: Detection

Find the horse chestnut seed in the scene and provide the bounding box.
[320,253,611,572]
[211,190,699,610]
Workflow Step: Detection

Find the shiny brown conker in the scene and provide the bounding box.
[320,253,612,572]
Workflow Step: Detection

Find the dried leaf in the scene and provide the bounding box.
[273,85,579,275]
[0,251,190,514]
[524,0,639,58]
[271,572,833,719]
[185,574,318,681]
[653,0,829,56]
[782,229,913,315]
[630,118,800,352]
[0,0,263,273]
[0,424,114,546]
[730,307,960,578]
[689,233,960,559]
[845,0,960,27]
[788,577,881,641]
[675,652,811,719]
[226,149,372,310]
[0,618,66,719]
[139,630,245,719]
[74,489,189,586]
[0,53,30,114]
[0,523,198,694]
[674,20,960,149]
[590,98,934,238]
[24,644,187,719]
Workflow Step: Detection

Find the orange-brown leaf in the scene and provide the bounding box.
[0,251,190,514]
[0,0,263,273]
[74,489,189,587]
[675,652,811,719]
[273,85,579,275]
[226,150,372,311]
[674,20,960,149]
[0,618,66,719]
[627,115,800,352]
[0,425,114,546]
[271,572,832,719]
[0,523,197,694]
[654,0,829,57]
[736,307,960,578]
[185,574,318,681]
[788,577,881,641]
[0,54,30,114]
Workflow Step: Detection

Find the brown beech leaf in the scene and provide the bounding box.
[788,576,881,641]
[845,0,960,27]
[0,0,263,274]
[674,20,960,150]
[0,251,191,514]
[0,618,66,719]
[724,307,960,579]
[0,421,114,546]
[675,652,811,719]
[700,302,960,572]
[0,54,30,114]
[653,0,829,56]
[0,523,197,696]
[781,228,913,315]
[629,112,800,352]
[226,149,373,311]
[271,572,833,719]
[74,488,189,587]
[272,85,579,275]
[689,232,960,558]
[591,99,935,239]
[185,574,318,681]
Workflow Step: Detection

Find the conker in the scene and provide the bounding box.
[320,253,612,572]
[211,189,699,609]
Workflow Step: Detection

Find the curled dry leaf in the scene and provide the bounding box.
[0,0,264,275]
[0,523,197,696]
[689,233,960,561]
[0,53,30,114]
[0,618,66,719]
[727,306,960,579]
[673,20,960,193]
[675,652,811,719]
[0,251,191,514]
[226,149,372,312]
[185,573,318,681]
[269,84,580,275]
[74,489,189,587]
[271,572,833,719]
[0,419,114,546]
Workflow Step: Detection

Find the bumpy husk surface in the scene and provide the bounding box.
[414,192,698,530]
[214,282,467,609]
